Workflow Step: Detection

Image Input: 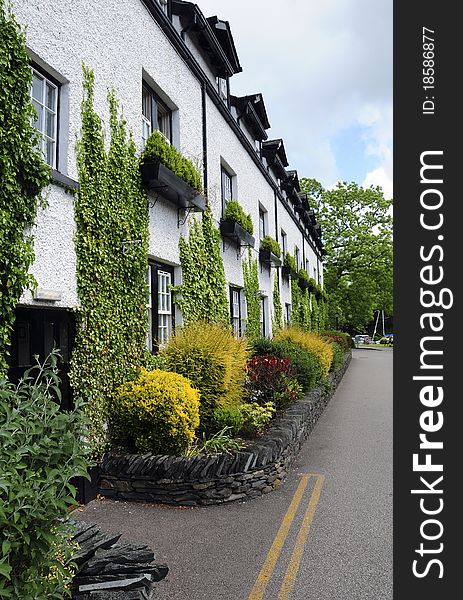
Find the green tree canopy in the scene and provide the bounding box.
[300,179,393,331]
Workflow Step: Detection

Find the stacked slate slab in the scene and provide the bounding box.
[71,521,168,599]
[100,352,351,506]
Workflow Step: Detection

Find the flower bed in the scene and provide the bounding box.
[99,352,351,506]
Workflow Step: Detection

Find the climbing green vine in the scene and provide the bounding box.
[272,270,282,332]
[70,67,149,454]
[243,250,261,341]
[0,1,50,373]
[175,204,229,325]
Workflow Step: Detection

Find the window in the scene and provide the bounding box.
[147,262,174,350]
[281,230,287,257]
[295,246,300,270]
[306,259,310,274]
[218,77,228,104]
[314,266,317,281]
[142,83,172,146]
[230,286,244,337]
[285,303,292,325]
[221,166,233,214]
[30,68,58,167]
[259,207,267,241]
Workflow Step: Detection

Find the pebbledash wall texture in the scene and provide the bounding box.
[11,0,324,346]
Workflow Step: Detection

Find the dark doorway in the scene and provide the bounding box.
[8,306,75,410]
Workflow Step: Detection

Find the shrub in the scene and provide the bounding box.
[223,199,254,235]
[328,341,344,372]
[253,338,323,393]
[141,130,202,192]
[162,322,250,429]
[274,327,333,377]
[240,402,276,436]
[320,331,352,351]
[260,235,281,258]
[298,268,309,286]
[110,368,200,455]
[209,405,244,436]
[0,350,91,599]
[246,355,301,409]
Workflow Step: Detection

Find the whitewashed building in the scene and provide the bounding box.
[9,0,324,403]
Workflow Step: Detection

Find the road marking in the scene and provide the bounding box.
[278,474,326,599]
[248,475,311,600]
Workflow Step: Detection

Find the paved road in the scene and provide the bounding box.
[76,348,392,599]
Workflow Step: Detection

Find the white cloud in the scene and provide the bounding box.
[362,167,393,199]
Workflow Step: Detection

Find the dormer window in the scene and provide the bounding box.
[218,77,228,104]
[156,0,169,15]
[142,83,172,146]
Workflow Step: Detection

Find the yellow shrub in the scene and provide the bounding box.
[110,368,200,455]
[274,327,333,377]
[162,322,250,428]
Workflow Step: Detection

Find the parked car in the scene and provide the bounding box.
[353,335,372,346]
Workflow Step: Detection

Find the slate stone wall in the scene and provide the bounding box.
[71,521,168,600]
[100,353,351,506]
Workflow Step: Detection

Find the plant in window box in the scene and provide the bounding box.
[307,277,318,293]
[220,199,255,247]
[140,131,204,209]
[282,252,298,279]
[259,235,282,267]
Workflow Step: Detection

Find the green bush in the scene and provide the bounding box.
[224,200,254,235]
[298,268,310,286]
[141,130,202,192]
[240,402,276,436]
[0,350,91,599]
[110,368,200,455]
[209,405,244,436]
[189,427,242,455]
[253,337,324,393]
[260,235,281,258]
[162,322,250,430]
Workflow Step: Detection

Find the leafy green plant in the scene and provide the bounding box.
[141,130,202,192]
[223,199,254,235]
[274,327,333,377]
[70,69,149,456]
[162,321,249,429]
[242,250,261,341]
[0,350,91,598]
[253,337,323,393]
[189,427,242,455]
[283,252,297,272]
[240,402,276,436]
[0,1,51,373]
[209,405,244,436]
[174,204,230,326]
[110,368,200,455]
[260,235,281,258]
[272,270,282,331]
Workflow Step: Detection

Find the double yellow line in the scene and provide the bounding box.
[248,474,325,600]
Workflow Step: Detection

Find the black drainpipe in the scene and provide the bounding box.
[201,81,208,197]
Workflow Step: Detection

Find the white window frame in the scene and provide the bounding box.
[157,270,172,346]
[142,83,172,146]
[30,67,58,168]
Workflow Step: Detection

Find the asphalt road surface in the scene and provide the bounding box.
[77,348,393,599]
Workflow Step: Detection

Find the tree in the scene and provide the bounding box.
[300,179,393,331]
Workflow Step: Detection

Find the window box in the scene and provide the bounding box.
[259,248,282,267]
[140,158,205,212]
[220,218,255,247]
[282,265,298,279]
[298,275,310,290]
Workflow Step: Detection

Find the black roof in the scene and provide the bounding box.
[230,94,270,141]
[171,2,242,77]
[262,139,289,168]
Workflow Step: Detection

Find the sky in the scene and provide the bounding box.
[196,0,393,198]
